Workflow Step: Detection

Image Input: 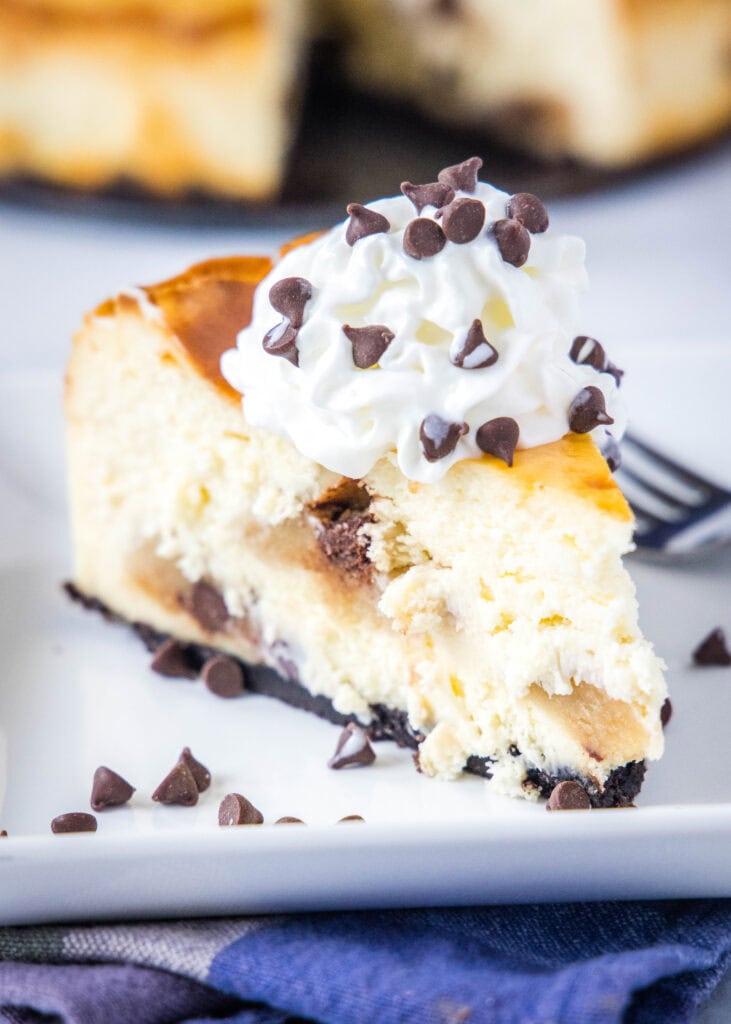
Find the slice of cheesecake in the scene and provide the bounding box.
[66,231,665,805]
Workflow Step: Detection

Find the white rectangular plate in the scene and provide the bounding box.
[1,342,730,924]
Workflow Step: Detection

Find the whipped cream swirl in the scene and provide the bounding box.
[222,173,625,483]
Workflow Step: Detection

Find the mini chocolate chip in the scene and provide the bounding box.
[600,432,622,472]
[441,198,486,244]
[0,830,6,837]
[338,815,365,823]
[263,321,299,366]
[150,638,198,679]
[403,218,446,260]
[400,181,454,214]
[346,203,390,246]
[218,793,263,826]
[437,156,483,193]
[269,277,312,329]
[275,816,305,825]
[420,415,468,462]
[152,759,199,806]
[51,812,97,834]
[569,336,624,385]
[568,386,614,434]
[343,324,395,369]
[451,319,498,369]
[693,627,731,666]
[202,655,245,699]
[546,781,591,811]
[90,766,135,811]
[476,417,520,466]
[181,747,211,793]
[507,192,549,233]
[188,581,229,633]
[328,723,376,770]
[660,697,673,728]
[492,218,531,267]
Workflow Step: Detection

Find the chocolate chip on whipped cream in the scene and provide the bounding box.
[401,180,455,214]
[343,324,395,369]
[420,415,468,462]
[441,197,486,244]
[51,812,97,834]
[600,432,622,473]
[476,417,520,466]
[202,655,245,698]
[546,781,591,811]
[507,192,549,234]
[263,322,300,365]
[218,793,264,826]
[150,638,198,679]
[403,217,447,259]
[268,277,312,328]
[328,723,376,769]
[570,336,624,386]
[346,203,390,246]
[492,218,531,267]
[437,156,483,193]
[275,816,305,825]
[450,319,498,369]
[90,766,135,811]
[693,627,731,666]
[568,386,614,434]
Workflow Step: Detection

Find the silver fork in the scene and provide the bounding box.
[615,433,731,558]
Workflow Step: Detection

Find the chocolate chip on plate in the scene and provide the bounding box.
[181,747,211,792]
[187,581,229,633]
[492,218,531,267]
[693,627,731,666]
[401,181,455,214]
[450,319,498,369]
[268,276,312,329]
[345,203,390,246]
[337,814,365,823]
[420,414,468,462]
[437,156,483,193]
[403,218,446,260]
[568,386,614,434]
[275,816,306,825]
[150,638,198,679]
[343,324,395,369]
[263,321,300,366]
[152,759,199,807]
[441,198,486,244]
[546,781,591,811]
[660,697,673,728]
[51,812,98,834]
[218,793,264,826]
[0,830,7,838]
[507,192,549,234]
[202,655,245,699]
[328,723,376,770]
[476,417,520,467]
[90,766,135,811]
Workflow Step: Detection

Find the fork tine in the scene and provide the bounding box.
[623,433,730,497]
[617,465,694,511]
[624,497,669,529]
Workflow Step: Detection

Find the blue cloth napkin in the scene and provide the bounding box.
[1,900,731,1024]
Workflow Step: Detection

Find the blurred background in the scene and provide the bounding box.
[0,0,729,387]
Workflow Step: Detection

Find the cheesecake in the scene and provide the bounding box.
[65,161,666,805]
[1,0,729,200]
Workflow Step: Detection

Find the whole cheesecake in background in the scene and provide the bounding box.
[1,0,729,199]
[65,160,667,805]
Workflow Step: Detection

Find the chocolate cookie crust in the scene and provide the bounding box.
[64,582,646,808]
